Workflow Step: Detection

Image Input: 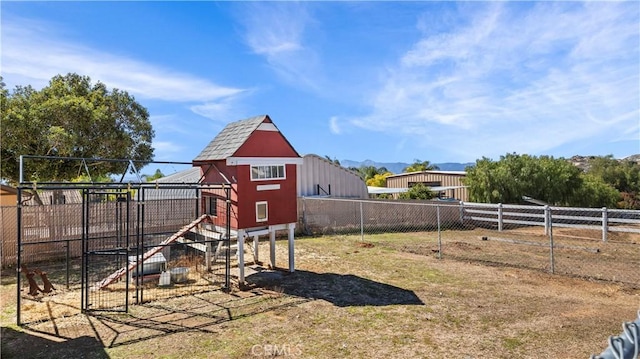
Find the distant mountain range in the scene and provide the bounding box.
[341,154,639,175]
[340,159,474,174]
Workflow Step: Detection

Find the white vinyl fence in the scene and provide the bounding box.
[462,202,639,241]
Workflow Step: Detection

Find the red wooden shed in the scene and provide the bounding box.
[192,115,302,283]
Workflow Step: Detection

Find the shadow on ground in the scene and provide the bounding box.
[245,268,424,307]
[1,326,108,359]
[18,287,309,350]
[12,268,422,352]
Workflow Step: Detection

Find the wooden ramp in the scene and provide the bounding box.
[95,214,214,290]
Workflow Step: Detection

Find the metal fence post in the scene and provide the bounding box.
[301,197,307,235]
[224,185,231,291]
[549,209,555,274]
[66,239,70,289]
[437,204,442,260]
[498,203,503,232]
[544,205,550,235]
[360,201,364,242]
[602,207,608,242]
[16,188,22,326]
[459,201,464,226]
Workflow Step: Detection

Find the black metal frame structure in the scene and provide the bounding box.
[16,155,232,326]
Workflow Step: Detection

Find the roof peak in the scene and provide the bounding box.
[193,114,286,162]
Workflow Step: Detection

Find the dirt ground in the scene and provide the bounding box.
[2,233,639,358]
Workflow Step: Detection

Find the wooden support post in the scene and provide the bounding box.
[287,223,295,273]
[206,241,211,271]
[237,229,245,284]
[253,235,259,263]
[269,229,276,269]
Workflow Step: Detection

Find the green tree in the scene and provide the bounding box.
[324,155,341,166]
[587,156,637,192]
[355,165,389,182]
[585,155,639,209]
[399,183,435,200]
[366,172,393,187]
[1,73,154,184]
[464,153,583,206]
[142,169,165,182]
[71,173,114,183]
[403,159,439,173]
[570,174,620,208]
[463,153,633,208]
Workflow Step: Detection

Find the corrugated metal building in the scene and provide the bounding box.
[386,170,468,201]
[143,167,202,201]
[297,154,368,198]
[141,153,368,200]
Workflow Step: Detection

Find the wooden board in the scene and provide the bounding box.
[95,214,213,289]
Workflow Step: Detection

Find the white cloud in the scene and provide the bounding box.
[153,141,184,161]
[1,17,245,104]
[190,101,235,122]
[238,2,322,91]
[349,2,640,160]
[329,116,341,134]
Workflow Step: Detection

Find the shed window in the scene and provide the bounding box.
[251,165,285,181]
[205,197,217,216]
[256,201,268,222]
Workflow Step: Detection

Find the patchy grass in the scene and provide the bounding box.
[1,233,639,359]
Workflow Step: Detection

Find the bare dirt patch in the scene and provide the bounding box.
[355,241,375,248]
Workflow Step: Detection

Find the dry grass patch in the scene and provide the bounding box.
[1,233,639,358]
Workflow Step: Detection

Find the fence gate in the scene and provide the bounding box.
[81,189,132,312]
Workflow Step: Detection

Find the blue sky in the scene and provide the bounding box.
[2,1,639,169]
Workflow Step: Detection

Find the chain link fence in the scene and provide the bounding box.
[298,197,640,286]
[1,206,19,267]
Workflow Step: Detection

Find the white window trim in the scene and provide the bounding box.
[256,184,281,191]
[256,201,268,222]
[226,157,304,166]
[251,165,286,181]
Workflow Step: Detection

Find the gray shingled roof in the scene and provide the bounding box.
[193,115,268,162]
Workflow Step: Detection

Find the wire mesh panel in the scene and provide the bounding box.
[550,207,640,284]
[16,183,233,326]
[298,197,640,286]
[131,187,230,303]
[82,190,131,312]
[14,157,233,326]
[2,206,19,267]
[130,239,230,304]
[17,199,85,325]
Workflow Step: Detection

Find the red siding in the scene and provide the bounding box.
[236,164,298,228]
[196,162,298,230]
[197,160,237,183]
[194,117,300,230]
[234,131,298,158]
[196,162,240,229]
